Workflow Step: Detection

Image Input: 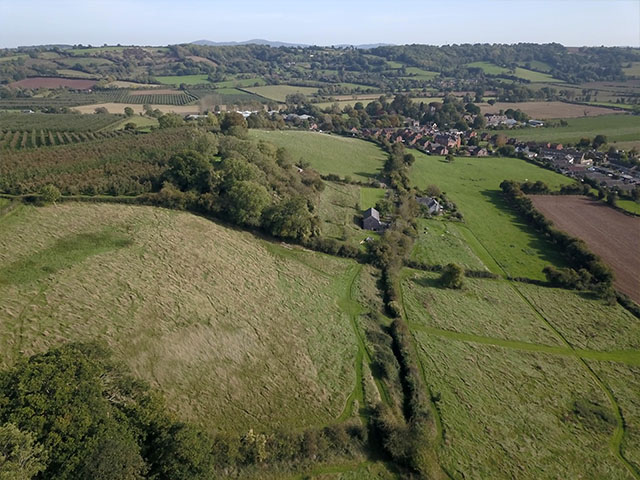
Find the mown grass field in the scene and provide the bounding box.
[466,61,561,82]
[0,203,362,434]
[410,152,572,279]
[617,199,640,214]
[243,85,319,102]
[489,114,640,144]
[401,270,640,478]
[250,130,386,182]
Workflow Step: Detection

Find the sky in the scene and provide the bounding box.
[0,0,638,48]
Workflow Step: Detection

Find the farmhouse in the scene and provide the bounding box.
[362,207,385,231]
[416,196,442,215]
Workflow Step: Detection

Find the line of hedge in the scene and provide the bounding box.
[500,180,614,294]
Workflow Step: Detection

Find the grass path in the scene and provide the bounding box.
[406,323,640,366]
[402,214,640,478]
[337,264,391,422]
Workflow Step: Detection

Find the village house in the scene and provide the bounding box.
[362,207,386,232]
[434,133,461,149]
[416,196,442,215]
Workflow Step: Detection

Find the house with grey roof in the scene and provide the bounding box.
[362,207,386,231]
[416,196,442,215]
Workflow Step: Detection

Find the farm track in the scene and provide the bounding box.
[404,214,640,478]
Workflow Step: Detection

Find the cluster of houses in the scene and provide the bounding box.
[362,196,442,232]
[508,141,640,191]
[354,123,489,157]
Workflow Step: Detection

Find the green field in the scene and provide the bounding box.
[155,74,211,85]
[410,152,573,279]
[359,186,386,210]
[617,199,640,215]
[212,77,266,88]
[466,61,561,82]
[401,270,640,478]
[0,203,362,434]
[317,182,380,247]
[403,67,439,80]
[490,114,640,145]
[106,115,159,131]
[623,62,640,77]
[250,130,386,182]
[243,85,319,103]
[410,219,488,271]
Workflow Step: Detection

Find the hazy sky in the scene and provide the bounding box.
[0,0,638,48]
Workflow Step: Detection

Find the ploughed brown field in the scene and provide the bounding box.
[530,195,640,302]
[9,77,97,89]
[480,101,620,118]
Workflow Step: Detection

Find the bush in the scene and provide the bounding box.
[440,263,464,289]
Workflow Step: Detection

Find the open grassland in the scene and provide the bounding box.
[107,115,159,131]
[403,67,439,80]
[55,69,100,79]
[243,85,319,102]
[517,283,640,352]
[617,199,640,215]
[530,196,640,302]
[489,114,640,144]
[0,203,360,434]
[623,62,640,77]
[402,271,562,345]
[410,152,572,279]
[155,74,211,85]
[413,335,631,479]
[479,101,620,119]
[410,219,488,270]
[317,182,380,247]
[591,362,640,468]
[9,77,97,89]
[250,130,386,182]
[359,186,386,210]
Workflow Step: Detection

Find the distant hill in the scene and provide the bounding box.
[191,39,394,49]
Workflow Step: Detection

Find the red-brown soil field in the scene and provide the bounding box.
[9,77,97,89]
[530,195,640,302]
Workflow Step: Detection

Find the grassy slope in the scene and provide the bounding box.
[155,74,211,85]
[250,130,386,182]
[243,85,319,103]
[617,199,640,215]
[0,203,360,434]
[410,219,487,270]
[317,182,382,247]
[402,271,562,345]
[490,115,640,145]
[410,152,572,279]
[414,334,628,479]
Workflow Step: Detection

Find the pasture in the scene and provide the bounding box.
[250,130,386,182]
[8,77,97,89]
[410,152,572,279]
[401,270,640,478]
[155,74,211,85]
[479,101,620,119]
[530,195,640,302]
[0,203,361,434]
[410,219,488,271]
[488,114,640,144]
[243,85,319,102]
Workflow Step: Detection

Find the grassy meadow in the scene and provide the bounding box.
[410,219,488,271]
[243,85,319,102]
[250,130,386,181]
[401,269,640,479]
[0,203,363,434]
[489,114,640,145]
[155,74,211,85]
[410,152,573,279]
